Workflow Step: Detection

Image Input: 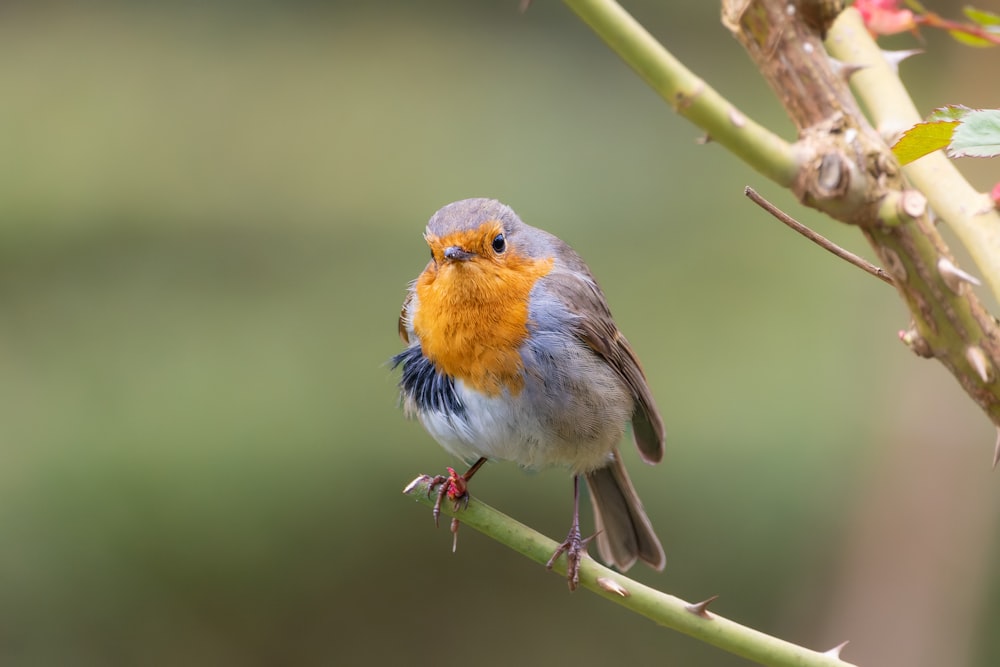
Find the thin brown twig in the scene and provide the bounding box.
[744,186,895,286]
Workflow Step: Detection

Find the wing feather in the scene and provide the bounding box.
[542,263,664,464]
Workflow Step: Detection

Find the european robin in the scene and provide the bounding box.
[393,198,666,589]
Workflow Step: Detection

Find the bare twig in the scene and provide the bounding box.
[745,186,894,286]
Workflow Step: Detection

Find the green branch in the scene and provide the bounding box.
[561,0,800,187]
[403,477,855,667]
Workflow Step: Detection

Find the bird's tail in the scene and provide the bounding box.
[584,450,666,572]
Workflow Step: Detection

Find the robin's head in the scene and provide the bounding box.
[422,198,534,271]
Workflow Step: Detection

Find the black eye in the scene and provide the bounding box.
[492,233,506,254]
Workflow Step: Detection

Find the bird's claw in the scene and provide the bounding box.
[546,525,595,591]
[424,467,470,528]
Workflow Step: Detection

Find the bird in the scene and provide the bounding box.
[393,197,665,589]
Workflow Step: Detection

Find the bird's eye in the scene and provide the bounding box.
[492,233,506,254]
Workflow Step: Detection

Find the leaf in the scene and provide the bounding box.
[948,29,997,47]
[928,104,972,122]
[948,108,1000,158]
[964,6,1000,27]
[892,120,960,165]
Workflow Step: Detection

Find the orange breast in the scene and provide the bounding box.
[414,253,554,396]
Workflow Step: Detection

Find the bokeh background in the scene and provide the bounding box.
[2,1,1000,665]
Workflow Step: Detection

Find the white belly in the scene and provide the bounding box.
[416,356,632,474]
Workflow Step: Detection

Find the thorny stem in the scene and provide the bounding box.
[826,7,1000,302]
[722,0,1000,434]
[403,477,856,667]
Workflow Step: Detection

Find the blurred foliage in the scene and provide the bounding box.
[0,2,997,666]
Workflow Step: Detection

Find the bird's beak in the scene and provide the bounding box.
[443,246,476,261]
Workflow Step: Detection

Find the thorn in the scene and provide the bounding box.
[685,594,720,619]
[823,640,850,659]
[881,48,923,74]
[696,133,714,145]
[596,577,631,598]
[827,57,866,82]
[728,108,746,128]
[938,257,982,294]
[993,428,1000,470]
[403,475,430,495]
[966,345,994,384]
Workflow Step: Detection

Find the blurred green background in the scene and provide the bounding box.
[2,1,1000,665]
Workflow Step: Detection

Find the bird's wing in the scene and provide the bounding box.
[541,264,664,464]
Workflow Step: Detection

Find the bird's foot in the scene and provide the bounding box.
[405,459,487,554]
[546,522,595,591]
[421,467,470,527]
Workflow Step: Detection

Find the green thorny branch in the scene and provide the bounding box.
[404,477,855,667]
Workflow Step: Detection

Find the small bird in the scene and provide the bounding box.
[393,198,665,589]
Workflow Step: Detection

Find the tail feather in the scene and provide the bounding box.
[584,450,665,572]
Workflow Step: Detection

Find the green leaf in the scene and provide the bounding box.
[964,6,1000,27]
[948,108,1000,158]
[892,120,960,165]
[948,29,997,47]
[928,104,972,122]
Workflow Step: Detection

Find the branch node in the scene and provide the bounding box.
[880,247,908,283]
[898,327,934,358]
[674,80,705,111]
[815,151,851,199]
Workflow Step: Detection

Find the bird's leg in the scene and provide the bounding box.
[546,474,593,591]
